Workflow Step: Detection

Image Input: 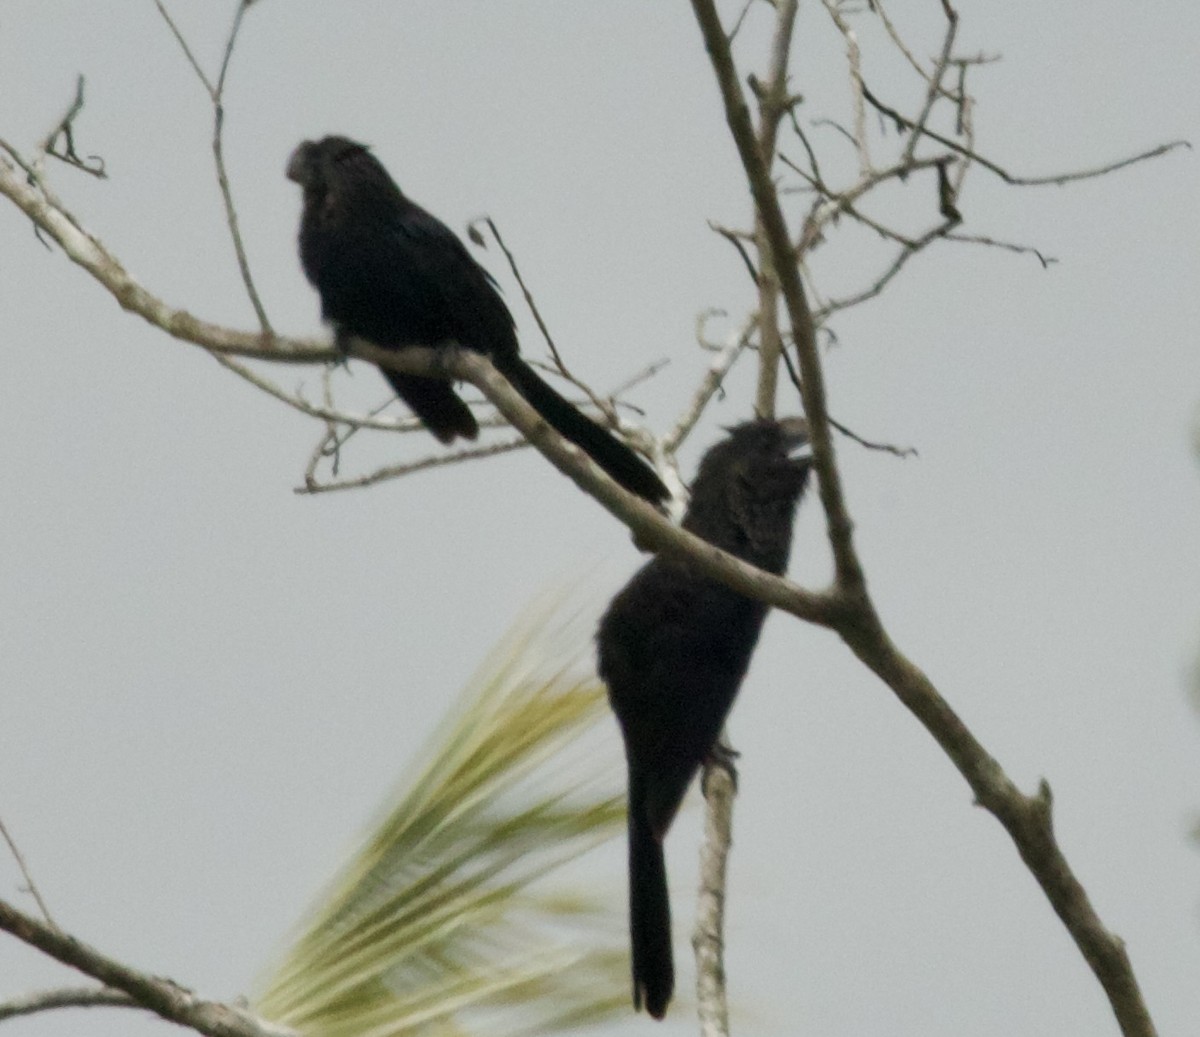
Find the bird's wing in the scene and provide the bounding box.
[384,205,518,357]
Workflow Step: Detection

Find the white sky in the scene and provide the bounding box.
[2,3,1199,1037]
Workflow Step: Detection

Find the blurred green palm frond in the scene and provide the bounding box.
[254,594,630,1037]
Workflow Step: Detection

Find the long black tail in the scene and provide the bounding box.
[628,783,674,1019]
[493,354,668,505]
[382,369,479,444]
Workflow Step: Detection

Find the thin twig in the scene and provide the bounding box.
[899,0,958,168]
[152,1,215,97]
[39,76,106,178]
[211,2,271,331]
[608,358,672,399]
[0,898,298,1037]
[777,345,918,459]
[0,817,55,928]
[693,752,735,1037]
[820,0,870,174]
[946,231,1057,267]
[708,221,759,283]
[471,215,647,444]
[862,82,1189,186]
[154,0,271,330]
[208,352,431,432]
[751,0,799,421]
[297,435,530,495]
[815,216,959,320]
[664,314,755,454]
[472,216,565,374]
[0,986,139,1021]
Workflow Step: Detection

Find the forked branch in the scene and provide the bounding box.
[686,2,1160,1035]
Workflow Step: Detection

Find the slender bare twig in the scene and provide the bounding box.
[471,216,564,373]
[38,76,106,178]
[664,314,755,454]
[750,0,799,421]
[212,3,270,331]
[815,216,959,320]
[297,435,530,495]
[827,415,917,458]
[708,221,759,284]
[152,1,214,94]
[820,0,870,174]
[154,0,271,331]
[209,352,426,432]
[726,0,759,43]
[0,817,55,928]
[870,0,953,89]
[899,0,958,168]
[0,986,138,1021]
[0,898,297,1037]
[470,215,666,463]
[0,155,318,362]
[946,232,1057,268]
[778,347,917,458]
[861,82,1189,187]
[608,358,672,399]
[693,756,735,1037]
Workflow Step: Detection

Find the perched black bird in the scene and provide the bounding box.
[287,136,669,505]
[596,418,812,1019]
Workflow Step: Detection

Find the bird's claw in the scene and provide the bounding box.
[701,741,740,797]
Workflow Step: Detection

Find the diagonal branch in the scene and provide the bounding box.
[155,0,271,331]
[689,0,862,595]
[0,986,139,1021]
[0,898,296,1037]
[0,151,841,626]
[0,817,55,928]
[0,156,323,363]
[860,82,1189,187]
[686,4,1161,1036]
[835,615,1159,1037]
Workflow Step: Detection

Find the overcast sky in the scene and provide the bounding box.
[3,3,1199,1037]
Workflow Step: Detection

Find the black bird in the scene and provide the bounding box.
[287,135,669,505]
[596,418,812,1018]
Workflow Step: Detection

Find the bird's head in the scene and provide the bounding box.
[715,416,811,483]
[287,136,403,215]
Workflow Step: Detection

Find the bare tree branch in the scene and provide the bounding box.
[0,898,297,1037]
[0,148,843,623]
[0,986,138,1022]
[899,0,958,169]
[297,434,530,495]
[687,4,1162,1035]
[0,818,55,928]
[664,312,754,455]
[0,153,322,363]
[689,0,862,595]
[693,757,735,1037]
[155,0,271,331]
[860,81,1189,187]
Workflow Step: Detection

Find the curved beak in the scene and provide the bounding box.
[777,416,811,460]
[285,142,310,185]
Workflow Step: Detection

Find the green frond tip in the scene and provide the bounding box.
[254,590,630,1037]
